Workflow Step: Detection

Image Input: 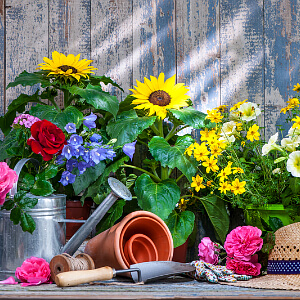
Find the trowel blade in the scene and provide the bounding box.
[130,261,195,283]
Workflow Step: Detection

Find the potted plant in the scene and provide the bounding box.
[185,93,300,232]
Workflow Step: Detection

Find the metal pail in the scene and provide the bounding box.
[0,193,66,280]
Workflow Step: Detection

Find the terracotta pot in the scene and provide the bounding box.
[84,211,173,270]
[172,238,189,263]
[66,199,93,240]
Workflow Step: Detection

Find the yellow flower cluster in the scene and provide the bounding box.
[280,97,300,114]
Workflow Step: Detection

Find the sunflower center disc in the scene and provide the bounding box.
[58,65,78,73]
[149,90,171,106]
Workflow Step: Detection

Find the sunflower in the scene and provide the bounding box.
[37,51,97,81]
[130,73,190,119]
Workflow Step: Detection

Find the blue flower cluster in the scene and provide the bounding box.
[57,113,116,186]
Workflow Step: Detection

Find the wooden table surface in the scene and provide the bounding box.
[0,276,300,300]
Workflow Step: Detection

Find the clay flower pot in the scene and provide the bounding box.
[84,211,173,270]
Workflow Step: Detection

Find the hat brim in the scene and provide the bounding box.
[221,274,300,290]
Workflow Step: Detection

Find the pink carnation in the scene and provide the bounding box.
[15,257,51,286]
[0,162,18,205]
[224,226,263,261]
[198,237,219,264]
[226,255,261,276]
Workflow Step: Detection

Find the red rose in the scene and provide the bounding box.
[27,119,66,161]
[226,255,261,276]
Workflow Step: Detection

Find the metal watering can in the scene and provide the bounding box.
[0,158,132,280]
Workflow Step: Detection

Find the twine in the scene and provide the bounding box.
[61,253,91,271]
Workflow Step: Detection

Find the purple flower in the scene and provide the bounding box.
[122,141,137,161]
[55,155,65,165]
[87,160,96,168]
[59,171,76,186]
[61,145,74,160]
[66,159,78,172]
[83,112,97,130]
[73,145,85,158]
[105,148,116,160]
[82,148,90,163]
[12,114,40,129]
[68,134,83,147]
[90,134,102,143]
[90,148,108,164]
[78,161,88,174]
[65,123,77,134]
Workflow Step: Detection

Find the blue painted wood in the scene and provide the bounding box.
[264,0,300,138]
[220,0,264,114]
[133,0,176,80]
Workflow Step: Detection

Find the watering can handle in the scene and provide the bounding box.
[9,158,40,197]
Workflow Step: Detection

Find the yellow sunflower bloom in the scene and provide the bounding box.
[130,73,189,119]
[231,178,246,195]
[218,181,231,194]
[217,167,232,181]
[200,128,211,141]
[293,83,300,92]
[194,143,210,161]
[185,143,196,156]
[205,109,223,123]
[191,175,206,192]
[246,124,260,142]
[287,97,300,107]
[210,144,222,157]
[292,116,300,129]
[37,51,97,81]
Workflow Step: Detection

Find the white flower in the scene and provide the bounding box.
[262,132,279,156]
[221,121,236,137]
[288,126,300,137]
[228,111,241,122]
[219,135,235,144]
[281,137,299,152]
[238,102,261,122]
[272,168,282,174]
[287,151,300,177]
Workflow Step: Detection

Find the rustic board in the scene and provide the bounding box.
[0,0,4,117]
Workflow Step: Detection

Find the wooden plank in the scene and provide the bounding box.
[133,0,176,81]
[0,0,4,120]
[176,0,220,113]
[5,0,48,109]
[220,0,264,128]
[264,0,300,138]
[49,0,91,108]
[91,0,133,100]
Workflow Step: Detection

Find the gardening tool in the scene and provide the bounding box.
[60,177,132,255]
[54,261,196,287]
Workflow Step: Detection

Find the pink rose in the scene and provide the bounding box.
[0,162,18,205]
[226,255,261,276]
[198,237,219,264]
[15,257,51,286]
[224,226,263,261]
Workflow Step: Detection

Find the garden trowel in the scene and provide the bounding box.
[55,261,196,287]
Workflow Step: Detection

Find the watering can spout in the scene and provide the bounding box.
[61,177,132,256]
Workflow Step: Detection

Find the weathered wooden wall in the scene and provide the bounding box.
[1,0,300,138]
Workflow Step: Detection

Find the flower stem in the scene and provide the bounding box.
[121,164,161,182]
[165,125,178,142]
[63,90,71,108]
[150,124,160,136]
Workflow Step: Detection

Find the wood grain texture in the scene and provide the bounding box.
[264,0,300,138]
[0,0,5,116]
[133,0,176,81]
[91,0,132,100]
[220,0,264,119]
[176,0,220,113]
[5,0,48,109]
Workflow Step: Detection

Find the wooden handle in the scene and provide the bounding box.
[55,266,114,287]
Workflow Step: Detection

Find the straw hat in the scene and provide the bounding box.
[222,222,300,290]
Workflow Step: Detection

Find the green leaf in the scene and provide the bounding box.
[6,71,51,89]
[106,110,156,147]
[1,200,15,211]
[96,200,126,234]
[149,136,197,182]
[168,107,207,129]
[69,84,119,119]
[10,207,21,225]
[269,217,284,232]
[134,174,180,220]
[200,195,229,243]
[261,231,275,254]
[30,180,54,196]
[73,161,106,195]
[20,213,36,233]
[14,191,27,202]
[289,177,300,194]
[0,129,23,160]
[274,157,287,164]
[165,210,195,248]
[18,173,35,191]
[36,165,58,181]
[29,104,83,130]
[0,91,41,135]
[19,197,38,209]
[90,75,124,92]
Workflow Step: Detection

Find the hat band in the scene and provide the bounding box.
[268,260,300,274]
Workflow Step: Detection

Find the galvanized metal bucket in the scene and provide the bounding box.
[0,158,66,280]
